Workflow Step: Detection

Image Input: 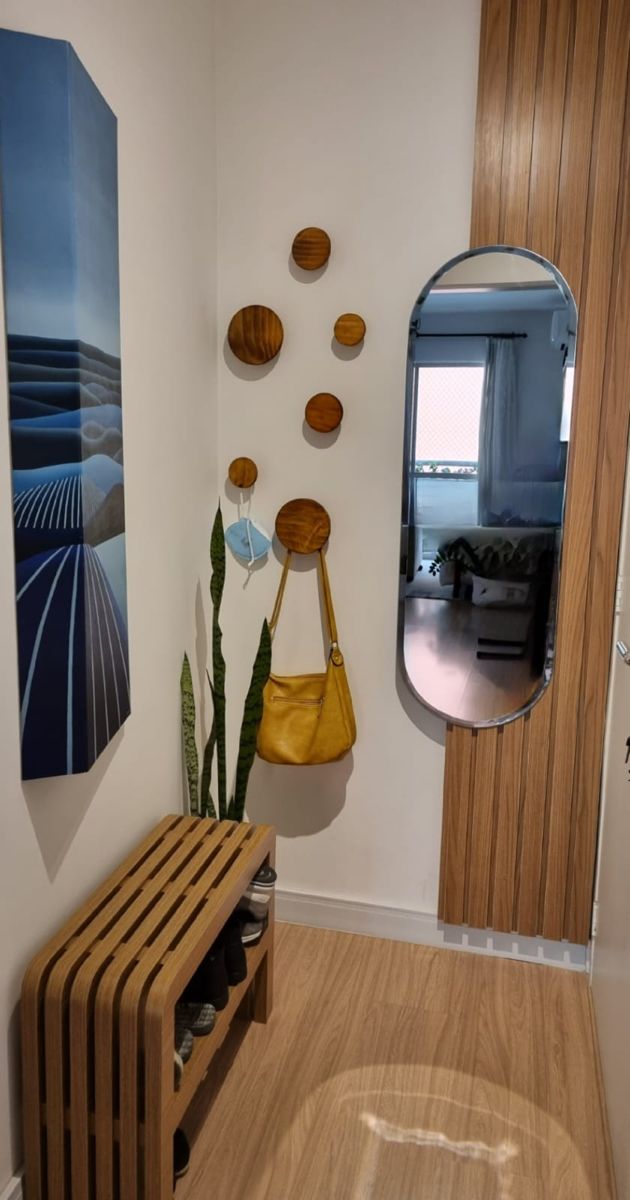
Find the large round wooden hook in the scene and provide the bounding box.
[275,498,331,553]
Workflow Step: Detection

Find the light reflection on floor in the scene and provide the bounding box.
[264,1066,593,1199]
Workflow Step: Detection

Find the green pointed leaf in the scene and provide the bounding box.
[180,653,199,815]
[210,504,226,609]
[200,720,217,819]
[210,505,227,817]
[230,619,272,822]
[213,622,227,819]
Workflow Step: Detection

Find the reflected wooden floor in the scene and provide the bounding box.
[403,597,539,723]
[179,924,614,1200]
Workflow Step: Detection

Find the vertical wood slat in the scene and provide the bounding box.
[527,0,572,260]
[567,33,630,943]
[543,0,630,939]
[553,0,604,304]
[470,0,513,247]
[514,692,552,934]
[440,0,630,944]
[499,0,543,246]
[466,728,500,929]
[490,719,525,930]
[552,0,602,304]
[438,725,475,925]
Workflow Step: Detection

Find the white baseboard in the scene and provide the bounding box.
[0,1174,22,1200]
[275,889,588,971]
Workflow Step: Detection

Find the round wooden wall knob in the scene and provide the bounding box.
[291,227,331,271]
[275,498,331,554]
[333,313,366,347]
[228,457,258,488]
[305,393,343,433]
[227,305,284,365]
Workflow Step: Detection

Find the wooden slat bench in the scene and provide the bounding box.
[21,815,275,1199]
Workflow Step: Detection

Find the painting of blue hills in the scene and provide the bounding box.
[0,30,130,779]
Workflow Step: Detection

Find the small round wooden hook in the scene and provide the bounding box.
[333,313,366,347]
[228,457,258,489]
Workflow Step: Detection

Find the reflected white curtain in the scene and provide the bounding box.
[477,337,517,526]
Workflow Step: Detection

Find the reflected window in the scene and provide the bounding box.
[415,364,485,473]
[560,366,574,443]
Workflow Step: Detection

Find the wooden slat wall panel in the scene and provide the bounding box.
[440,0,630,943]
[567,39,630,943]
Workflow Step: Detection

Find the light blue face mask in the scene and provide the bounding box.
[225,517,271,566]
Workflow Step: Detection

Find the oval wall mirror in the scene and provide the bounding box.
[399,246,577,727]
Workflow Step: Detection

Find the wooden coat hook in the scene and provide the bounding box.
[227,305,284,365]
[291,227,331,271]
[228,457,258,489]
[305,393,343,433]
[275,498,331,554]
[334,313,366,347]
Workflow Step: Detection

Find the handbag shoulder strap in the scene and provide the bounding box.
[317,549,339,648]
[268,550,292,634]
[268,548,341,652]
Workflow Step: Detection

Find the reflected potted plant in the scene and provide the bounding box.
[428,536,549,606]
[428,537,480,595]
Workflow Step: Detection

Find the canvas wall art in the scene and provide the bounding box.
[0,29,130,780]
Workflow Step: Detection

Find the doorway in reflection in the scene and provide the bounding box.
[401,248,576,726]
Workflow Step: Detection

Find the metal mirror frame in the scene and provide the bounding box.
[398,243,578,729]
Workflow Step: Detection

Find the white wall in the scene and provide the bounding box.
[215,1,481,908]
[591,478,630,1198]
[0,1,217,1184]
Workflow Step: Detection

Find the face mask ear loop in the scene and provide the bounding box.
[246,517,255,567]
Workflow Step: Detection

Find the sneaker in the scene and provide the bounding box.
[173,1128,190,1184]
[174,1050,184,1091]
[176,1001,216,1037]
[251,864,277,888]
[221,915,247,984]
[182,942,229,1011]
[239,912,266,946]
[175,1021,194,1064]
[240,888,271,921]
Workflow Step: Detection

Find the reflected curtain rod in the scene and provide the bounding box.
[416,331,527,339]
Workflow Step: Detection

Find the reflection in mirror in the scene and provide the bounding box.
[399,247,577,727]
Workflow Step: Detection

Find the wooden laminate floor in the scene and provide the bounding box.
[178,924,614,1200]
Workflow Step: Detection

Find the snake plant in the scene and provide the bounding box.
[180,503,271,821]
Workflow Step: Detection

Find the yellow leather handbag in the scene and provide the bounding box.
[256,550,356,765]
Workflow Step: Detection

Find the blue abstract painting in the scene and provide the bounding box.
[0,30,130,779]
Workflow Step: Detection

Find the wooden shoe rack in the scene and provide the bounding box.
[21,815,275,1200]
